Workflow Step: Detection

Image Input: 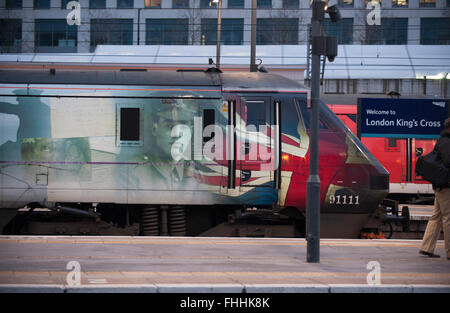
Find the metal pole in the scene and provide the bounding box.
[306,3,322,263]
[250,0,257,72]
[137,8,141,45]
[216,0,222,68]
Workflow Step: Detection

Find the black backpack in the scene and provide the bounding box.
[416,150,449,188]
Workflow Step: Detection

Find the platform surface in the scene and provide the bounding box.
[0,236,449,293]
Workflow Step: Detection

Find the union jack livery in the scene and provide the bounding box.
[0,69,389,238]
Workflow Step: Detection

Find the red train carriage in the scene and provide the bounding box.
[328,104,436,203]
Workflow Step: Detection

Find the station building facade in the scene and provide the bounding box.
[0,0,449,53]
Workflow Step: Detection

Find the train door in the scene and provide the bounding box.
[237,96,279,203]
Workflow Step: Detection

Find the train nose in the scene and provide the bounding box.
[324,128,390,215]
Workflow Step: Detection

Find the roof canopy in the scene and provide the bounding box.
[1,45,449,80]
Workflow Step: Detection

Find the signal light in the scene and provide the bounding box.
[325,1,342,23]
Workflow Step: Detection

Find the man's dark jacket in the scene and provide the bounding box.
[434,130,450,189]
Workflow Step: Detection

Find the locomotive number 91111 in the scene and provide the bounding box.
[329,195,360,205]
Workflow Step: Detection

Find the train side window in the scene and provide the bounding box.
[385,138,400,152]
[117,104,143,146]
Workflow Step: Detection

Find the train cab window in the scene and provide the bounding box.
[203,109,215,142]
[246,101,265,131]
[117,105,143,146]
[295,98,328,130]
[347,114,356,123]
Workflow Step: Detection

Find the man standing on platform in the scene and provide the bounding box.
[420,118,450,260]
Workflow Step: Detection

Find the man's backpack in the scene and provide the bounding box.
[416,150,449,188]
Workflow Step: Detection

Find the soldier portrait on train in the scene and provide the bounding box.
[125,98,199,191]
[0,89,51,161]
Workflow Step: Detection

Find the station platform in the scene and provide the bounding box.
[0,236,449,293]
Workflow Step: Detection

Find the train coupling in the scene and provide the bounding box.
[381,199,410,232]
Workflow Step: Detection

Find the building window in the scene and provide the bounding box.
[62,0,71,8]
[448,0,450,7]
[258,0,272,8]
[172,0,189,8]
[35,19,77,52]
[228,0,244,7]
[200,0,217,8]
[419,0,435,7]
[118,0,134,8]
[201,19,244,45]
[91,19,133,50]
[146,19,189,45]
[34,0,50,8]
[392,0,408,7]
[0,19,22,52]
[365,0,381,7]
[421,18,450,45]
[6,0,22,8]
[90,0,106,8]
[338,0,353,7]
[145,0,161,7]
[283,0,299,8]
[257,18,298,45]
[323,18,353,44]
[365,18,407,45]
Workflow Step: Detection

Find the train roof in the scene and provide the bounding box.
[0,68,308,93]
[1,45,449,80]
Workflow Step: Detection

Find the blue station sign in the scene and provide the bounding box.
[357,98,449,139]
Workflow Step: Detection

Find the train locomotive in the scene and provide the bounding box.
[0,68,389,238]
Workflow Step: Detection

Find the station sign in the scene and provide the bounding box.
[357,98,449,139]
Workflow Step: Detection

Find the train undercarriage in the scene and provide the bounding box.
[0,201,413,239]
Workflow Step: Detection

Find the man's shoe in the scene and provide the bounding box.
[419,250,440,258]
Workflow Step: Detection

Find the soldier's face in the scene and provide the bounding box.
[154,117,177,157]
[154,117,193,159]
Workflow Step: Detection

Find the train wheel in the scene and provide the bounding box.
[379,221,393,239]
[141,207,159,236]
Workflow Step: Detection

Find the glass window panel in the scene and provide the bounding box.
[91,19,133,48]
[392,0,408,7]
[338,0,353,7]
[283,0,298,8]
[34,0,50,8]
[90,0,106,8]
[365,18,407,44]
[421,18,450,45]
[365,0,381,7]
[0,19,22,46]
[6,0,22,8]
[419,0,435,7]
[172,0,189,8]
[146,19,189,45]
[35,19,77,47]
[201,19,244,45]
[145,0,161,7]
[256,18,298,45]
[117,0,134,8]
[257,0,272,8]
[200,0,217,8]
[323,18,353,44]
[228,0,244,8]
